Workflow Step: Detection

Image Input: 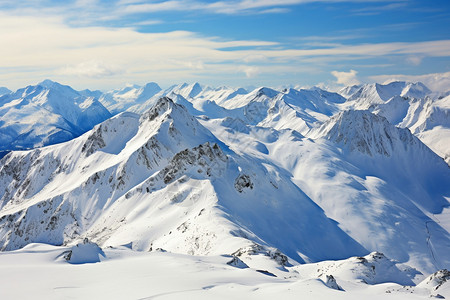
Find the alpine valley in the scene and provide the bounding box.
[0,79,449,299]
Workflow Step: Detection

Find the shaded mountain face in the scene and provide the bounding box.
[0,80,449,279]
[0,80,111,156]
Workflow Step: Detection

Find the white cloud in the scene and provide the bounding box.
[122,1,189,14]
[118,0,400,15]
[241,66,261,78]
[59,61,124,78]
[131,20,163,26]
[351,2,407,16]
[0,13,278,89]
[331,70,360,86]
[1,12,450,90]
[369,71,450,93]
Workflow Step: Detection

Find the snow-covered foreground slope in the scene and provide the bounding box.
[0,80,111,157]
[0,243,448,300]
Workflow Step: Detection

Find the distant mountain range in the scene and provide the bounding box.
[0,80,111,158]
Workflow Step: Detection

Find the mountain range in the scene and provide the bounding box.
[0,80,111,158]
[0,79,449,298]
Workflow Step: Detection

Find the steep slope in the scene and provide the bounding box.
[0,80,111,156]
[303,110,450,272]
[0,97,368,265]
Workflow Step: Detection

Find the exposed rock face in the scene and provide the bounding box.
[81,126,106,156]
[226,256,249,269]
[231,243,289,267]
[60,239,105,264]
[234,174,253,193]
[141,96,174,122]
[320,274,343,291]
[161,142,227,185]
[418,269,450,291]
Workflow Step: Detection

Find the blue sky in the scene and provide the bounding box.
[0,0,449,91]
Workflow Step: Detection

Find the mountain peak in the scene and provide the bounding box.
[0,87,11,96]
[185,82,203,98]
[339,84,361,99]
[401,81,431,98]
[142,82,161,90]
[38,79,61,89]
[313,110,418,156]
[140,96,178,122]
[36,79,81,99]
[254,87,278,98]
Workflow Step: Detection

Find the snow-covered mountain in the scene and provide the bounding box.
[338,81,449,164]
[99,82,161,114]
[338,84,361,99]
[344,81,432,110]
[400,95,450,164]
[0,79,449,299]
[0,80,111,158]
[0,97,370,265]
[132,85,346,136]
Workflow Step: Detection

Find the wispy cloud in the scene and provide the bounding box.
[295,34,365,42]
[0,3,449,90]
[122,1,189,14]
[116,0,407,15]
[3,0,410,22]
[131,20,164,26]
[59,60,125,78]
[351,2,408,16]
